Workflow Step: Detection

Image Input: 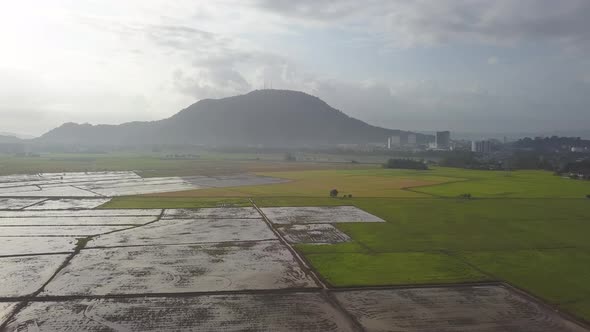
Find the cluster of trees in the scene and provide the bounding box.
[513,136,590,152]
[557,160,590,178]
[383,158,428,170]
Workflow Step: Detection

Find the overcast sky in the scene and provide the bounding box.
[1,0,590,137]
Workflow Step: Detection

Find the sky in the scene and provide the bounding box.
[1,0,590,137]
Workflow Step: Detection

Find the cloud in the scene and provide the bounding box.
[487,56,499,65]
[252,0,590,50]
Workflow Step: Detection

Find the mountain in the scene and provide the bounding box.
[0,132,34,140]
[0,134,22,143]
[38,90,430,147]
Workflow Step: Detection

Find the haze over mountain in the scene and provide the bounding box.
[38,90,428,147]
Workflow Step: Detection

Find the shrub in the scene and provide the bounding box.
[284,152,296,162]
[459,193,472,199]
[383,158,428,170]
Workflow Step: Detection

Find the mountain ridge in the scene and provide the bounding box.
[38,89,430,147]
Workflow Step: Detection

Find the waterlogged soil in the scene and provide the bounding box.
[262,206,385,224]
[24,198,111,210]
[278,224,352,244]
[162,207,261,219]
[0,237,76,256]
[0,225,132,237]
[4,293,354,331]
[0,216,157,226]
[89,218,277,247]
[42,241,318,296]
[0,303,18,327]
[0,209,162,218]
[0,198,45,210]
[0,172,287,197]
[334,285,588,332]
[0,254,68,297]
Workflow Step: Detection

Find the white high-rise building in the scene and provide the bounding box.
[407,133,417,146]
[472,140,492,153]
[387,135,401,149]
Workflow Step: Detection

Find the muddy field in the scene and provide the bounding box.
[0,254,69,297]
[278,224,352,244]
[162,207,261,219]
[0,198,46,210]
[0,209,161,217]
[334,285,588,332]
[0,237,76,256]
[24,198,111,210]
[42,241,318,296]
[3,293,355,331]
[89,218,277,247]
[261,206,385,224]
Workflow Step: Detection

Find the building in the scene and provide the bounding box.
[406,133,417,146]
[387,135,401,149]
[435,131,451,150]
[472,140,492,153]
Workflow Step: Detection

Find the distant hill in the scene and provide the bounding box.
[38,90,430,147]
[0,135,22,143]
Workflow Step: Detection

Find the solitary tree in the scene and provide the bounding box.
[330,189,339,198]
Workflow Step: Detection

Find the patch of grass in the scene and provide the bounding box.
[460,249,590,306]
[306,252,489,286]
[414,168,590,198]
[100,196,252,209]
[562,300,590,324]
[340,198,590,252]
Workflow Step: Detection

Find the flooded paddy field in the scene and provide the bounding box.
[278,224,352,244]
[3,292,355,331]
[0,254,69,297]
[0,237,76,256]
[333,285,588,332]
[162,207,261,219]
[41,241,318,296]
[24,198,111,210]
[261,206,385,224]
[0,209,161,218]
[0,225,132,237]
[0,198,46,210]
[89,218,277,247]
[0,171,287,197]
[0,215,158,226]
